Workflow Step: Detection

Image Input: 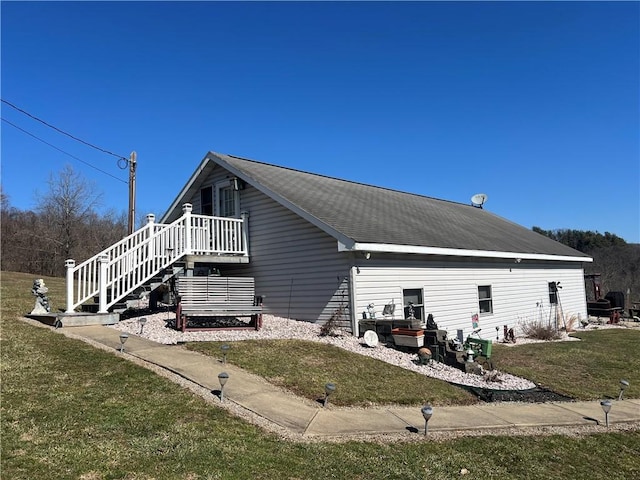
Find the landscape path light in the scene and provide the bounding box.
[600,400,612,428]
[138,317,147,335]
[221,344,230,364]
[218,372,229,402]
[421,404,433,435]
[119,333,129,353]
[324,382,336,408]
[619,379,629,401]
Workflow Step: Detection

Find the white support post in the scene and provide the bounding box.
[241,211,249,256]
[98,255,109,314]
[65,259,76,313]
[182,203,193,254]
[146,213,156,264]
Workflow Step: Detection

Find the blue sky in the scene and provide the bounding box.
[2,1,639,242]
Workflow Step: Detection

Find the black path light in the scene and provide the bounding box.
[138,317,147,335]
[421,404,433,435]
[619,379,629,401]
[119,333,129,353]
[324,382,336,407]
[218,372,229,402]
[221,344,230,364]
[600,400,612,428]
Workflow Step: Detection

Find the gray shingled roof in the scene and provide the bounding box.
[214,153,589,259]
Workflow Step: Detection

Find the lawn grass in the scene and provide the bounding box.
[187,340,477,407]
[491,330,640,400]
[2,271,640,480]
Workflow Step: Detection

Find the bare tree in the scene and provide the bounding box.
[2,168,128,276]
[36,165,103,263]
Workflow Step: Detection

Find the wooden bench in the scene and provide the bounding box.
[176,276,262,332]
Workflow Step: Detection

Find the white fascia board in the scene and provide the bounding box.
[338,241,593,263]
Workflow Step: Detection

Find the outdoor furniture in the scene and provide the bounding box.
[176,276,262,332]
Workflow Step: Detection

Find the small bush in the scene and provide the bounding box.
[520,320,563,341]
[562,314,579,333]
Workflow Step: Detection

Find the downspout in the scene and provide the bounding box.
[349,265,359,337]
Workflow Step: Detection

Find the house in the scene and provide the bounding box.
[64,151,592,339]
[159,152,592,337]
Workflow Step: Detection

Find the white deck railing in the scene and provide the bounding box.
[65,203,249,313]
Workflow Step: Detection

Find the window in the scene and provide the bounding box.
[403,288,424,322]
[215,181,239,218]
[200,187,213,215]
[548,282,558,305]
[478,285,493,314]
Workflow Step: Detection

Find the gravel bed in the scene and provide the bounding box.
[111,312,541,391]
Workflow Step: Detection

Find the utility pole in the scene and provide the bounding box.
[128,151,137,235]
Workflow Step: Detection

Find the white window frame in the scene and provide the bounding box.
[214,180,240,218]
[478,285,493,315]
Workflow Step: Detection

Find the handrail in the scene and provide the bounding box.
[65,204,248,313]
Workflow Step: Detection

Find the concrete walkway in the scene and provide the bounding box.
[67,325,640,437]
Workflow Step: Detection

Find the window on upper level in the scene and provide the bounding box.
[200,186,213,215]
[215,180,239,218]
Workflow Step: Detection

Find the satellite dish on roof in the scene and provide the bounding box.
[471,193,488,209]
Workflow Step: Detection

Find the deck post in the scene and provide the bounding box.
[65,259,76,313]
[241,211,249,255]
[146,213,156,266]
[98,254,109,313]
[182,203,193,254]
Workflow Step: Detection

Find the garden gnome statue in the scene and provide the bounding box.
[31,278,50,314]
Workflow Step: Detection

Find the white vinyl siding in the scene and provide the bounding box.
[185,180,352,329]
[353,258,587,340]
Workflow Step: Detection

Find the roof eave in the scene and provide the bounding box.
[338,241,593,263]
[159,154,212,223]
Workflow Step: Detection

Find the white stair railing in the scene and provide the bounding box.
[65,203,248,313]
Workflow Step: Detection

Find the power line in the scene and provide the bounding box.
[1,98,129,161]
[1,117,128,185]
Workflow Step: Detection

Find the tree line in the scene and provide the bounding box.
[533,226,639,302]
[1,165,128,277]
[532,226,627,251]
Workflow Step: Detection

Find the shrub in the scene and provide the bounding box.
[520,320,563,341]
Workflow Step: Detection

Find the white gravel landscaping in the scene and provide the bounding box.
[111,312,543,390]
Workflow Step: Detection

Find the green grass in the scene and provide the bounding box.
[187,340,477,407]
[492,330,640,400]
[2,271,640,480]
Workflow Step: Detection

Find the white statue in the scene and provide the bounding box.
[31,279,50,314]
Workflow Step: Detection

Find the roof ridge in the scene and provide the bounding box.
[224,153,474,209]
